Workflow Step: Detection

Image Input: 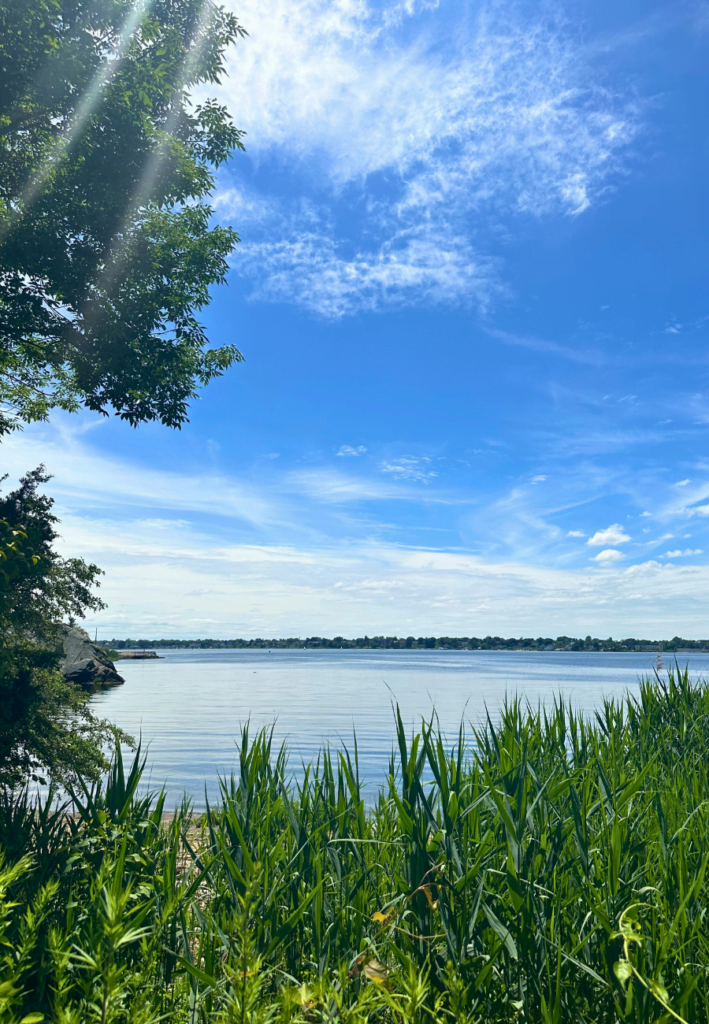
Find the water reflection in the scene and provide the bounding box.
[92,649,709,807]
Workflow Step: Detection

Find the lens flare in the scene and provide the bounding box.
[2,0,154,240]
[84,0,218,310]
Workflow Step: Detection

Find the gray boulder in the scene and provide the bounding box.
[59,625,125,692]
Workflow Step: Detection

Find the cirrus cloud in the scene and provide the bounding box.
[214,0,641,317]
[337,445,367,457]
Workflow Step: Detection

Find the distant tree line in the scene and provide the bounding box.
[104,634,709,652]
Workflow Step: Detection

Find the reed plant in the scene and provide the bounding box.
[2,666,709,1023]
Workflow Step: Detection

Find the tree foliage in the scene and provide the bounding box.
[0,0,246,432]
[0,469,115,786]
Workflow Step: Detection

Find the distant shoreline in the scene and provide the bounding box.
[100,634,709,654]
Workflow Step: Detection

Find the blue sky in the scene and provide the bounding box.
[5,0,709,638]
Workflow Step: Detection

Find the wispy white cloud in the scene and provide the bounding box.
[238,228,498,318]
[664,548,703,558]
[0,424,279,527]
[285,467,408,504]
[485,327,610,364]
[337,445,367,457]
[215,0,640,316]
[587,523,631,546]
[56,514,709,638]
[544,428,663,459]
[222,0,636,197]
[649,478,709,522]
[380,457,437,483]
[6,420,709,638]
[212,186,283,226]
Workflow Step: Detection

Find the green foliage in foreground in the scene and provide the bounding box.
[0,469,115,788]
[3,669,709,1023]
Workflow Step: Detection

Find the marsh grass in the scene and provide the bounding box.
[2,666,709,1023]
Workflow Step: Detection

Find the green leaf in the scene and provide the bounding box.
[649,979,669,1003]
[614,961,633,988]
[176,955,217,989]
[483,902,518,960]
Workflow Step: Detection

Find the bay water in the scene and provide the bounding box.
[91,649,709,807]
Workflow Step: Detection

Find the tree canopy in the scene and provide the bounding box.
[0,0,248,786]
[0,468,116,786]
[0,0,246,432]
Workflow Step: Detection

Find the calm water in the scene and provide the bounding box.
[92,649,709,807]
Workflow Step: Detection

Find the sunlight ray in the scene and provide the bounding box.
[82,0,223,312]
[2,0,154,239]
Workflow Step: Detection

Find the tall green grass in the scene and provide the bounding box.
[2,667,709,1023]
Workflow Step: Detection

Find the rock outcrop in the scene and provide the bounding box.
[59,625,125,692]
